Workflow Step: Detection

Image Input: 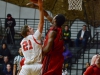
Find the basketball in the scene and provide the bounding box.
[30,0,38,4]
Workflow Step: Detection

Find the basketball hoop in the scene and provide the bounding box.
[68,0,82,11]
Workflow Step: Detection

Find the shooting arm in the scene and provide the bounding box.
[37,0,44,33]
[43,31,57,54]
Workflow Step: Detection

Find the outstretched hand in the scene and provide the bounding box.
[26,3,39,10]
[26,0,43,7]
[38,0,43,7]
[26,2,33,6]
[26,0,38,6]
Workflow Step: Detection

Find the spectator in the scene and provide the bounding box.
[2,56,10,74]
[75,25,90,48]
[13,48,23,75]
[0,42,11,63]
[63,25,71,46]
[3,63,13,75]
[63,45,72,70]
[83,54,100,75]
[82,62,90,75]
[5,14,16,44]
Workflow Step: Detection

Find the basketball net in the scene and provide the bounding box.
[68,0,82,11]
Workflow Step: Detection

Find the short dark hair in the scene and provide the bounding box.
[55,14,66,27]
[21,25,29,37]
[83,25,86,27]
[7,14,11,17]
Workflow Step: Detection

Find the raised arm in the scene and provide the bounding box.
[37,0,44,33]
[43,10,53,23]
[26,2,53,24]
[43,31,57,54]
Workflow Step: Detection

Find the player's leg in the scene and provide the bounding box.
[19,65,30,75]
[31,63,42,75]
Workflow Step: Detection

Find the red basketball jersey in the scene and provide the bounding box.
[43,26,64,54]
[42,26,64,75]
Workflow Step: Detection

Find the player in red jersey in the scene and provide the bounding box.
[42,12,66,75]
[83,54,100,75]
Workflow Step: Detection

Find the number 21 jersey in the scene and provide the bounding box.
[20,30,42,64]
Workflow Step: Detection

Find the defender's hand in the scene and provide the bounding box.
[26,2,33,6]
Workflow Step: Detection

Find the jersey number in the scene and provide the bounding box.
[22,40,33,51]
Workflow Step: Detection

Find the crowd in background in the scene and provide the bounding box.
[0,13,97,75]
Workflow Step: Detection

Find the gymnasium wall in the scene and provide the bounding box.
[0,1,51,19]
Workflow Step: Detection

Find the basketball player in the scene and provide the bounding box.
[42,11,66,75]
[26,2,66,75]
[83,54,100,75]
[19,0,44,75]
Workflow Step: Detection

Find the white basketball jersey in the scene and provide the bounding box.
[20,30,42,64]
